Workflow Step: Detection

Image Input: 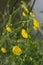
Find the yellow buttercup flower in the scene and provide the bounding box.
[30,12,35,17]
[33,19,39,27]
[12,46,22,55]
[33,19,39,30]
[6,27,12,32]
[21,1,28,13]
[21,29,28,38]
[1,47,7,53]
[22,12,27,17]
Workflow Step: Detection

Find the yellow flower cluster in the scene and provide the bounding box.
[21,29,28,38]
[6,26,12,32]
[21,1,28,13]
[33,19,39,30]
[1,47,7,53]
[21,1,28,17]
[12,46,22,55]
[1,46,22,55]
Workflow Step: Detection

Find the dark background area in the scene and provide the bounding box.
[0,0,31,13]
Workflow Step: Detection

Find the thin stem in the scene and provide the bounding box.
[29,0,36,12]
[38,28,43,35]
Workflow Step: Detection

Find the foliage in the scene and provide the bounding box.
[0,0,43,65]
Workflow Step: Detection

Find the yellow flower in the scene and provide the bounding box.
[12,46,22,55]
[21,29,28,38]
[30,12,35,17]
[1,48,7,53]
[6,27,12,32]
[30,57,33,61]
[22,12,27,17]
[33,19,39,30]
[21,1,28,13]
